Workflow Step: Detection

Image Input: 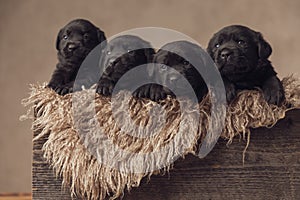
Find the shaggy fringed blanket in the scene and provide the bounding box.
[21,76,300,200]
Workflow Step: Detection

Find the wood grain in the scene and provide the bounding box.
[32,109,300,200]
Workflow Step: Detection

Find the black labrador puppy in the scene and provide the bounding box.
[207,25,284,105]
[134,41,208,103]
[48,19,106,95]
[97,35,155,96]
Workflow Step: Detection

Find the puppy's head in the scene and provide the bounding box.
[56,19,106,64]
[100,35,154,72]
[151,41,207,100]
[207,25,272,81]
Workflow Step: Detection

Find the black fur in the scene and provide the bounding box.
[134,41,208,103]
[48,19,106,95]
[96,35,155,96]
[207,25,284,105]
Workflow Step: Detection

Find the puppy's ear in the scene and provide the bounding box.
[56,29,63,51]
[97,28,106,44]
[144,48,155,78]
[256,32,272,59]
[144,48,155,62]
[206,34,217,59]
[206,43,213,59]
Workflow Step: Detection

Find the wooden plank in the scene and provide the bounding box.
[32,109,300,200]
[32,129,75,200]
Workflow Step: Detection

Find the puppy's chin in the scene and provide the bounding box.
[219,63,253,81]
[60,48,91,65]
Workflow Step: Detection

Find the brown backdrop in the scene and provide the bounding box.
[0,0,299,193]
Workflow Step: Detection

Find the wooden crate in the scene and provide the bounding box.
[32,109,300,200]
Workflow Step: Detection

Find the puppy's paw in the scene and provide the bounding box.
[47,82,72,95]
[47,82,58,91]
[133,84,152,99]
[262,77,285,105]
[96,79,114,96]
[149,85,169,102]
[263,88,285,106]
[55,84,73,95]
[134,84,167,102]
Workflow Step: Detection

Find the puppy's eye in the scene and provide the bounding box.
[127,49,134,54]
[160,64,167,71]
[238,40,246,45]
[183,60,189,65]
[63,35,68,40]
[215,44,220,48]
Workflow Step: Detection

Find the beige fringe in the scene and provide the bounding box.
[21,75,300,200]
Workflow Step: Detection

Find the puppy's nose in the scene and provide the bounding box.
[107,58,116,66]
[169,76,177,82]
[220,49,232,60]
[67,43,78,52]
[168,75,179,85]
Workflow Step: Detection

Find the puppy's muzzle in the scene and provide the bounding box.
[164,73,187,89]
[168,74,180,84]
[104,52,124,67]
[220,48,233,61]
[107,56,118,65]
[66,43,79,52]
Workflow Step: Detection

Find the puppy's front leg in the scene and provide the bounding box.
[262,76,285,105]
[48,67,76,95]
[96,76,114,96]
[223,78,237,103]
[47,68,66,92]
